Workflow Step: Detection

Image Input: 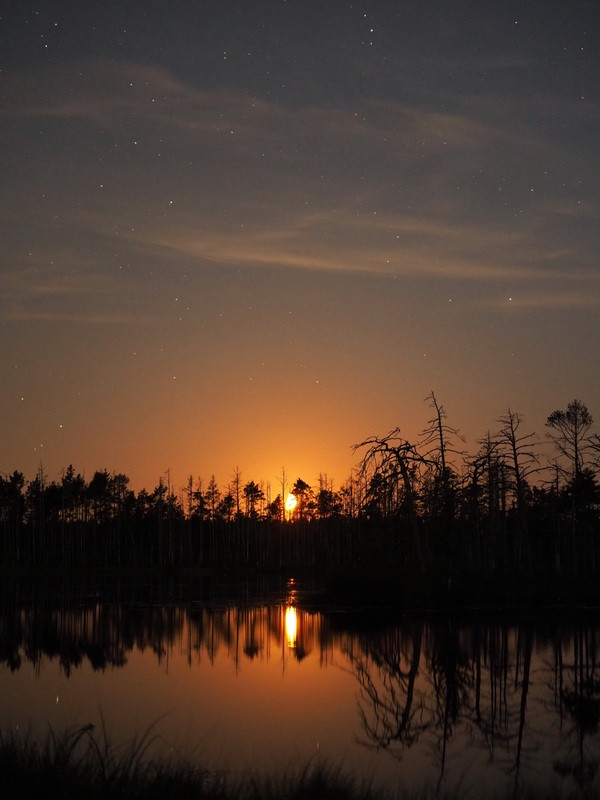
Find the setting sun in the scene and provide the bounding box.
[285,493,297,513]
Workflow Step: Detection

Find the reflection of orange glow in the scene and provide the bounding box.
[285,605,297,648]
[285,493,297,512]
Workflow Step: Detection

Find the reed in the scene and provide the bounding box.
[0,724,596,800]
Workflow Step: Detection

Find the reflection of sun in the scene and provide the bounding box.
[285,493,297,512]
[285,605,297,648]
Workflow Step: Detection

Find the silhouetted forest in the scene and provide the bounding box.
[1,397,599,576]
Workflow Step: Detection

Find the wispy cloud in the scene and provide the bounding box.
[4,60,597,295]
[2,60,546,162]
[6,270,114,297]
[128,201,586,283]
[3,259,122,296]
[2,308,145,324]
[1,263,150,324]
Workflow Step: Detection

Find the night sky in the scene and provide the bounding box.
[2,1,599,493]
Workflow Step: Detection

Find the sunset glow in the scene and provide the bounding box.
[0,3,598,496]
[285,494,298,513]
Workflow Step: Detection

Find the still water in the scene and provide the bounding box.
[1,574,599,798]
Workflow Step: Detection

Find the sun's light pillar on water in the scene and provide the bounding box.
[285,605,298,648]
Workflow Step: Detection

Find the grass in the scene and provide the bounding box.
[0,721,393,800]
[0,724,598,800]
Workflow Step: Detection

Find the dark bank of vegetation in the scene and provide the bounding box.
[0,724,597,800]
[1,397,599,605]
[0,723,383,800]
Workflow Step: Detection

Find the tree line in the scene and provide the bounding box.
[0,396,599,574]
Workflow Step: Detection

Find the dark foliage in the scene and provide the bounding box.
[0,400,598,577]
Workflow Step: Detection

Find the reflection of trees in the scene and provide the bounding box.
[463,621,536,796]
[470,623,512,759]
[512,626,534,793]
[346,624,428,758]
[3,577,600,797]
[345,617,560,794]
[0,577,325,676]
[553,624,600,789]
[346,620,486,785]
[428,621,473,787]
[345,619,475,788]
[242,608,262,659]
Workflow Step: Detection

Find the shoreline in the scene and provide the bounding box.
[1,563,600,614]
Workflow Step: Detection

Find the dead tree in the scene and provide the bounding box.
[354,428,431,570]
[419,392,466,561]
[496,410,540,564]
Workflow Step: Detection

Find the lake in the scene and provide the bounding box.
[0,573,598,798]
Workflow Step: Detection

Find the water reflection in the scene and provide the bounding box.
[1,578,600,797]
[285,606,298,649]
[552,626,600,788]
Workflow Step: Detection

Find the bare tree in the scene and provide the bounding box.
[496,410,540,559]
[279,467,287,522]
[497,410,539,508]
[419,392,466,552]
[420,391,465,480]
[589,433,600,471]
[354,429,431,569]
[232,466,243,518]
[467,433,506,570]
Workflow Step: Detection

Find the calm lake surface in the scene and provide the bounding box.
[1,573,599,798]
